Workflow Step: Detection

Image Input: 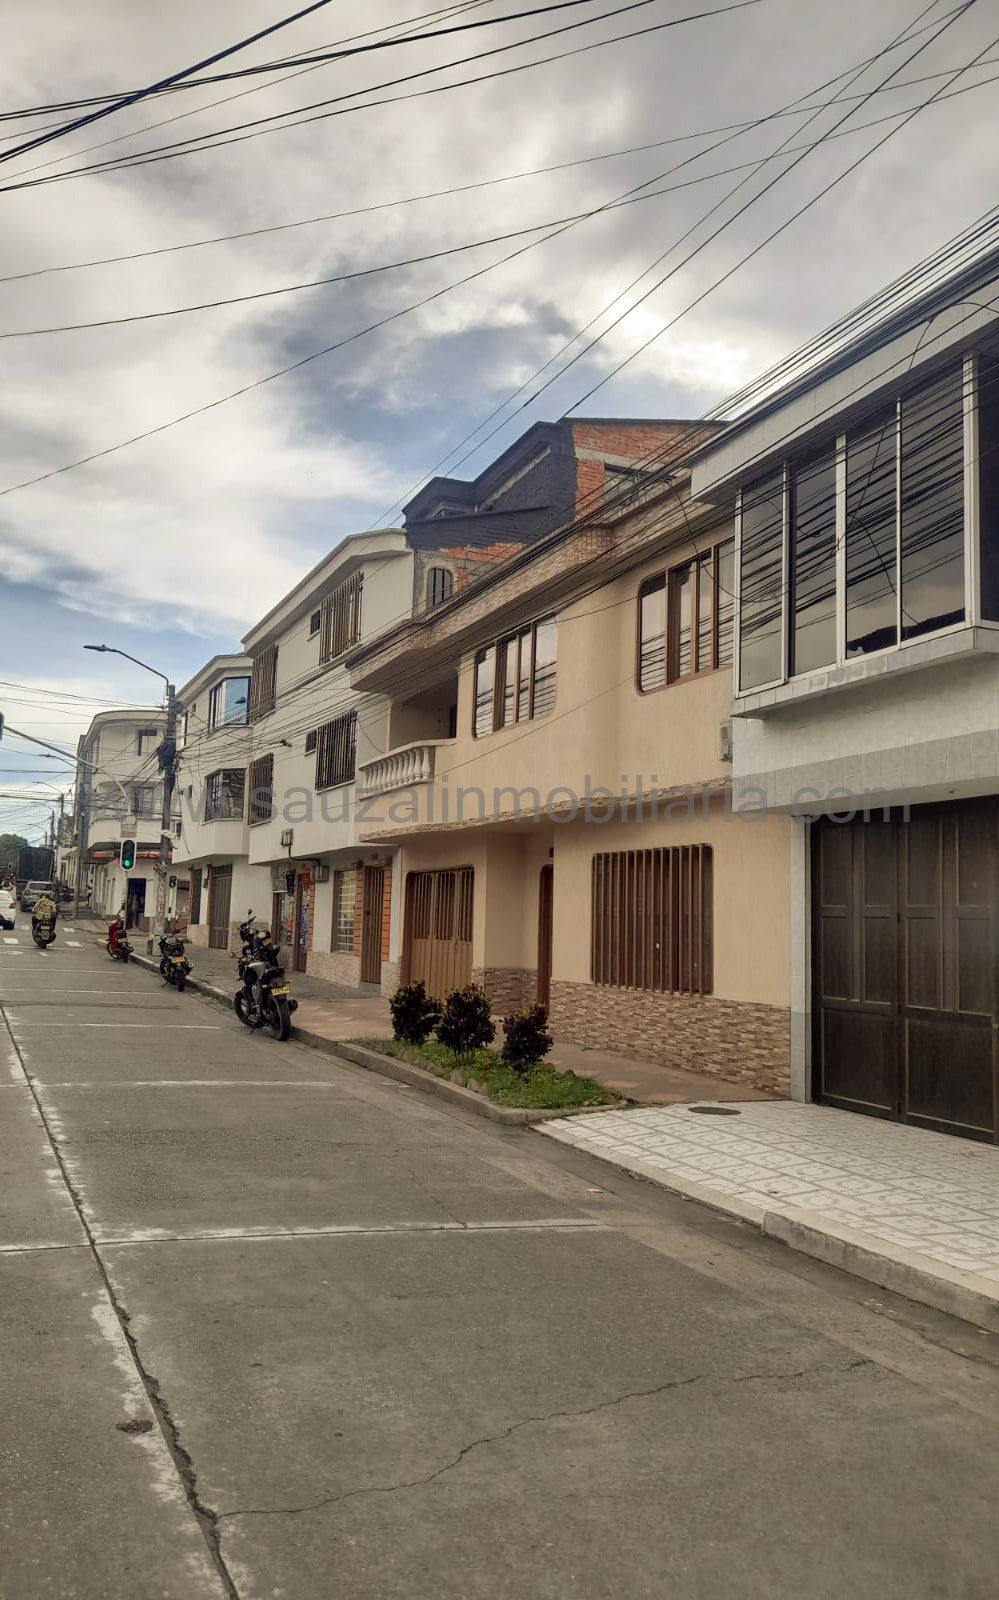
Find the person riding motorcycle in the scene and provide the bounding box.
[31,891,57,939]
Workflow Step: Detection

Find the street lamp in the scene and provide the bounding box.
[84,645,178,950]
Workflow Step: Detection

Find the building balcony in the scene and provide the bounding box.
[358,740,454,796]
[174,816,249,865]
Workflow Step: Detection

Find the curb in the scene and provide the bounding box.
[536,1132,999,1333]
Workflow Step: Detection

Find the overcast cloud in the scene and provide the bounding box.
[1,0,998,834]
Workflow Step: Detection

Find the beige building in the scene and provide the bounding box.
[348,469,796,1093]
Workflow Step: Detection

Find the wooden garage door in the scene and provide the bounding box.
[404,868,473,1001]
[813,801,998,1142]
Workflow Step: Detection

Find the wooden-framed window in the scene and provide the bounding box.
[473,616,557,737]
[332,869,357,952]
[248,753,274,825]
[305,730,318,753]
[427,567,454,608]
[248,645,278,723]
[317,571,363,664]
[313,710,357,791]
[591,846,712,994]
[136,727,159,755]
[638,541,734,692]
[204,768,245,822]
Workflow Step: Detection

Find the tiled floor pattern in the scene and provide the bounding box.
[541,1101,999,1280]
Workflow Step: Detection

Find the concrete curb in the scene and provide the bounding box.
[536,1131,999,1333]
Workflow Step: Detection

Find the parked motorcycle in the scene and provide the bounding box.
[31,908,56,949]
[106,915,131,962]
[158,930,192,992]
[233,913,297,1041]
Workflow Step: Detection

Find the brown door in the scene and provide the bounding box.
[207,864,232,950]
[360,866,385,984]
[292,877,309,973]
[813,801,998,1142]
[537,865,553,1010]
[404,868,473,999]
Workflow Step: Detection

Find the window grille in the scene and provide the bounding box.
[591,846,712,995]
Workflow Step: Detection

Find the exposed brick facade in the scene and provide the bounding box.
[549,981,790,1095]
[472,966,537,1017]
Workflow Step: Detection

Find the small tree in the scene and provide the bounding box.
[501,1005,554,1073]
[389,980,442,1046]
[436,985,495,1062]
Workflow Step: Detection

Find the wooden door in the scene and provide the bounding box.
[360,866,385,985]
[207,865,232,949]
[293,877,309,973]
[404,868,473,999]
[537,865,553,1010]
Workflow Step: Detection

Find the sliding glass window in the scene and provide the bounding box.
[739,470,784,689]
[846,408,898,657]
[899,363,965,641]
[790,450,837,674]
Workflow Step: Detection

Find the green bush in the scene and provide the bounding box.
[436,984,495,1060]
[388,980,442,1046]
[501,1005,554,1072]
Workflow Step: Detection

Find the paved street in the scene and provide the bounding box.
[3,914,999,1600]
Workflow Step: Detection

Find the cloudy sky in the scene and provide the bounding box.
[1,0,997,836]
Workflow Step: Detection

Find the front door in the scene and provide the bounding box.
[207,864,232,950]
[360,866,385,985]
[126,877,146,930]
[293,877,310,973]
[813,800,998,1142]
[537,865,553,1010]
[404,868,473,999]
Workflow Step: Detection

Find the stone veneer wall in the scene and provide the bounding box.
[307,950,362,986]
[472,967,537,1017]
[549,981,790,1095]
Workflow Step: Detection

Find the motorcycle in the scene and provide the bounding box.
[158,930,192,992]
[233,913,297,1042]
[31,910,56,949]
[106,915,131,962]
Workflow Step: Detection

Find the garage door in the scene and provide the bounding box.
[813,800,998,1142]
[404,868,473,1000]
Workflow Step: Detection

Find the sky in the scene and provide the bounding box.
[1,0,998,837]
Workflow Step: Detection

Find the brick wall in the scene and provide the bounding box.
[472,966,537,1018]
[380,872,391,963]
[549,981,790,1095]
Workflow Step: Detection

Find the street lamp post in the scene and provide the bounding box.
[84,646,177,950]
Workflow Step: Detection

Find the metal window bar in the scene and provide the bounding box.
[315,711,357,791]
[248,645,278,723]
[590,847,712,995]
[318,571,363,665]
[248,754,274,825]
[204,769,245,822]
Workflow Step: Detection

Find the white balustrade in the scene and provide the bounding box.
[358,741,443,796]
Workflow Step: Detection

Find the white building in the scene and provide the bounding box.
[67,708,167,925]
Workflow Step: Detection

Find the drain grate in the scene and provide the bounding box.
[687,1105,741,1116]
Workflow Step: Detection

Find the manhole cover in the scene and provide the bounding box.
[687,1105,741,1116]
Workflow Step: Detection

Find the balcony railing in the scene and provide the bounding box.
[358,740,452,796]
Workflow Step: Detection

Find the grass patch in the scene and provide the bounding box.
[349,1037,618,1110]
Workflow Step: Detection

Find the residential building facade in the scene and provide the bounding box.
[67,709,167,925]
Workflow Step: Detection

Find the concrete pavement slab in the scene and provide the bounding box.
[99,1228,999,1600]
[0,1083,80,1250]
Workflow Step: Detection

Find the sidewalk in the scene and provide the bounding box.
[540,1101,999,1331]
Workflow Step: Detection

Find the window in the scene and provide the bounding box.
[979,348,999,621]
[208,677,250,730]
[790,450,837,674]
[591,847,712,995]
[473,617,557,736]
[846,411,898,656]
[305,730,318,753]
[317,571,363,664]
[638,541,734,692]
[313,710,357,791]
[132,784,155,816]
[332,869,357,952]
[204,769,245,821]
[248,753,274,825]
[309,608,322,638]
[899,363,965,641]
[739,471,785,689]
[248,645,278,722]
[136,727,159,755]
[427,567,454,608]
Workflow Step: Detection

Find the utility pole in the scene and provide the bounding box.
[73,746,90,920]
[153,683,178,949]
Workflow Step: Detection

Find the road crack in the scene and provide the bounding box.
[219,1358,874,1521]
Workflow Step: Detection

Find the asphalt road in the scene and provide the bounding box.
[2,912,999,1600]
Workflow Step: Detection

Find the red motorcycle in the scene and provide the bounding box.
[106,915,131,962]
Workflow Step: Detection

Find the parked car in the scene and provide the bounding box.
[20,880,54,912]
[0,887,15,929]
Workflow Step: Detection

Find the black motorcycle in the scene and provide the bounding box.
[31,909,56,949]
[158,931,192,992]
[233,913,297,1042]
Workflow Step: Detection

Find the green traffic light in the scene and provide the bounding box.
[120,839,137,871]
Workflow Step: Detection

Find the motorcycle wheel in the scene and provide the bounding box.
[159,958,170,980]
[177,970,186,993]
[267,996,292,1042]
[234,990,253,1028]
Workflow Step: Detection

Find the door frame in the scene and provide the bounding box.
[360,865,385,985]
[537,864,553,1010]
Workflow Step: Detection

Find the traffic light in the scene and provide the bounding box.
[120,839,137,871]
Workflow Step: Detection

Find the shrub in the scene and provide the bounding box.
[501,1005,554,1073]
[436,985,495,1060]
[389,980,442,1046]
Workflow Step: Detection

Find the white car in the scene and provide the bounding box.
[0,888,15,930]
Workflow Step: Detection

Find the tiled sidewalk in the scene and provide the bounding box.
[541,1102,999,1327]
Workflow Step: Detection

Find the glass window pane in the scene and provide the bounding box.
[739,471,784,688]
[846,411,898,656]
[791,451,837,674]
[979,349,999,621]
[696,553,713,671]
[716,541,735,665]
[638,579,665,691]
[671,565,692,679]
[474,647,495,737]
[531,619,557,717]
[500,638,518,728]
[900,364,965,641]
[517,629,532,719]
